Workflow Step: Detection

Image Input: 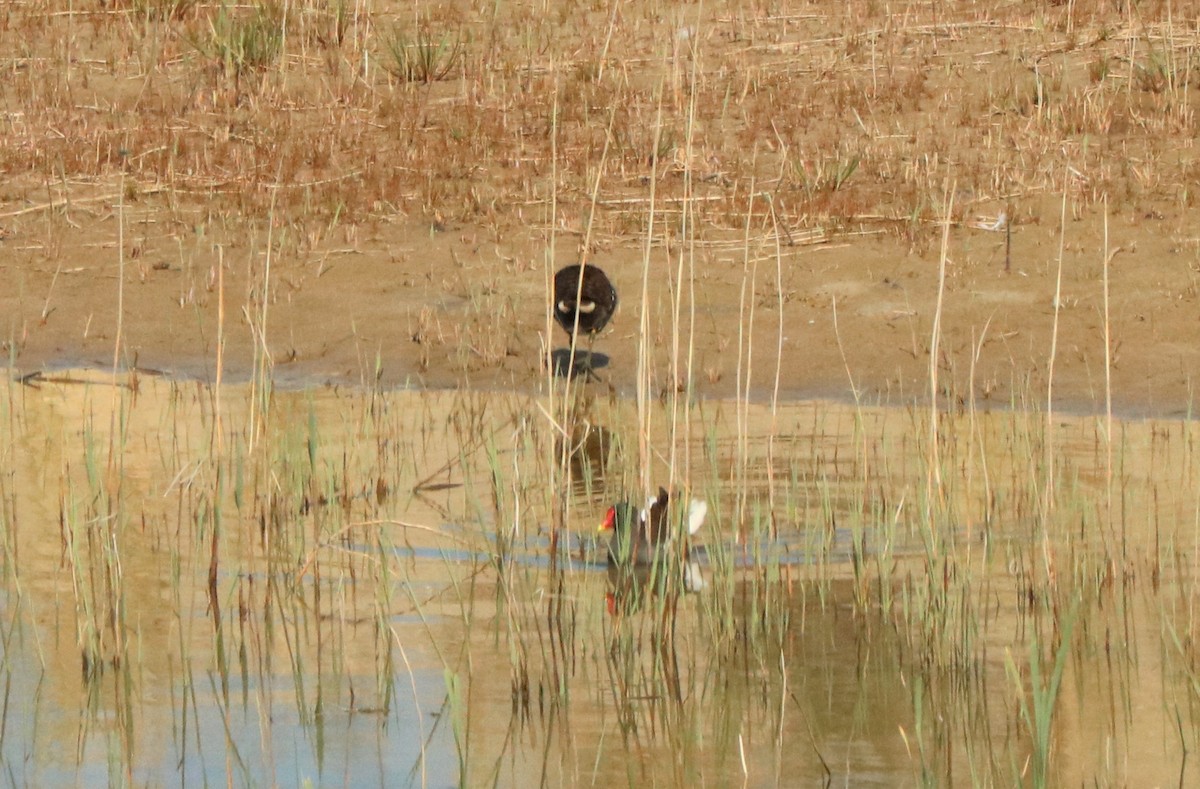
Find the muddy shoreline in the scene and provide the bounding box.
[6,201,1197,420]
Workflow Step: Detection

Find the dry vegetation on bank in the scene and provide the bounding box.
[3,1,1196,241]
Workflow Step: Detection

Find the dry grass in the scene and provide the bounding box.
[0,0,1195,250]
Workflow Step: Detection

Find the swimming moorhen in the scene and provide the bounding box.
[599,487,707,593]
[553,263,618,354]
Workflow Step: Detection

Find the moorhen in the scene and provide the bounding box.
[599,487,707,594]
[553,264,618,366]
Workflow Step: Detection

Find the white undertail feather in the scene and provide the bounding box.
[687,499,707,535]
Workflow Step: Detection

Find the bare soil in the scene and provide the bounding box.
[1,2,1198,415]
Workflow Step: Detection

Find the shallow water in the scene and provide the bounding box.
[0,370,1197,786]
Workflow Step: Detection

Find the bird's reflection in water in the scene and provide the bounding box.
[560,420,617,500]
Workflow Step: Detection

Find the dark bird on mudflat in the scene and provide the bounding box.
[553,264,618,342]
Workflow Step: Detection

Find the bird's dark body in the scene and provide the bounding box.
[600,488,707,611]
[605,488,670,567]
[553,264,618,339]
